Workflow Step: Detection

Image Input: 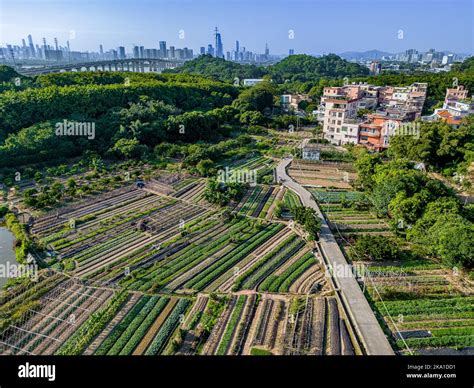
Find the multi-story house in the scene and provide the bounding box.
[422,85,473,127]
[281,94,312,112]
[321,85,376,145]
[379,83,427,117]
[321,82,427,150]
[445,85,469,101]
[322,95,360,145]
[358,114,405,151]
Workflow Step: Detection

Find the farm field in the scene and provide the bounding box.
[311,189,392,237]
[174,293,357,355]
[221,154,275,179]
[32,184,213,282]
[288,160,355,189]
[365,263,474,354]
[310,184,474,354]
[0,160,366,356]
[232,184,279,219]
[0,271,357,356]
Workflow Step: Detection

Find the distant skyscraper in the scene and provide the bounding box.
[169,46,175,59]
[207,44,214,57]
[139,46,144,58]
[214,27,224,58]
[118,46,126,59]
[289,48,295,55]
[159,41,167,58]
[27,34,36,58]
[235,40,239,53]
[265,43,269,58]
[133,46,139,58]
[54,37,59,51]
[99,44,104,56]
[369,61,382,75]
[200,46,205,55]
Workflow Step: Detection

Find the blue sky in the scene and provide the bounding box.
[1,0,472,54]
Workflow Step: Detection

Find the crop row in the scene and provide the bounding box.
[311,190,363,203]
[94,296,151,355]
[234,234,304,291]
[376,297,474,316]
[106,296,161,355]
[145,299,191,355]
[259,252,316,293]
[117,297,169,355]
[56,290,129,355]
[216,295,247,355]
[126,220,250,291]
[185,223,284,291]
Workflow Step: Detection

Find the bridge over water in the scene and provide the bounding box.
[14,58,185,76]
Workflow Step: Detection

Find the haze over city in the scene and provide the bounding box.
[1,0,472,54]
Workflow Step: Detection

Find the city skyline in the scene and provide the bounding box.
[1,0,472,55]
[2,30,471,64]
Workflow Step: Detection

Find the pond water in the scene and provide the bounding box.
[0,226,18,288]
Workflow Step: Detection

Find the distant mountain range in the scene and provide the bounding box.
[338,50,393,61]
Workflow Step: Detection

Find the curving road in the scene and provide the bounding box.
[277,157,394,355]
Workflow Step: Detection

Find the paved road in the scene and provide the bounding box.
[277,157,394,355]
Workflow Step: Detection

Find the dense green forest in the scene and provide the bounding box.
[166,53,369,83]
[166,54,474,114]
[163,54,267,83]
[267,53,369,82]
[0,54,473,178]
[354,153,473,268]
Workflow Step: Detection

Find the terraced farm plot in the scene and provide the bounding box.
[283,187,301,208]
[0,277,116,355]
[3,165,362,356]
[0,277,196,357]
[172,179,208,205]
[232,185,278,219]
[312,190,391,238]
[311,189,363,204]
[288,160,355,189]
[313,187,474,354]
[32,186,212,281]
[364,264,474,354]
[232,233,311,292]
[223,155,274,174]
[112,217,284,294]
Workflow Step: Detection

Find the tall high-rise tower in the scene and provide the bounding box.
[214,27,223,58]
[159,41,167,58]
[28,34,36,58]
